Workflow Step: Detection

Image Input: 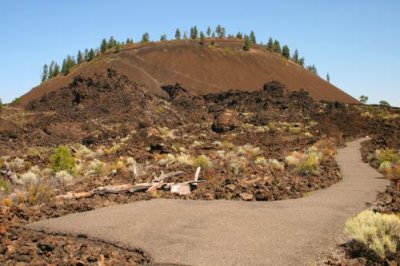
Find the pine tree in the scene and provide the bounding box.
[236,32,243,39]
[107,36,116,49]
[115,43,121,53]
[249,31,256,43]
[282,45,290,59]
[141,33,150,43]
[84,49,89,61]
[62,56,76,75]
[53,63,60,77]
[100,38,108,54]
[220,26,226,38]
[88,49,95,61]
[215,25,225,38]
[199,31,205,44]
[307,65,318,75]
[190,26,198,39]
[359,95,368,104]
[175,28,181,40]
[292,49,299,63]
[160,34,167,41]
[61,59,67,74]
[298,57,305,67]
[215,25,221,37]
[207,26,211,37]
[243,35,251,51]
[326,73,330,83]
[379,100,390,107]
[0,98,3,112]
[48,61,55,78]
[273,40,281,54]
[41,64,48,83]
[267,38,274,51]
[211,32,216,38]
[77,50,83,64]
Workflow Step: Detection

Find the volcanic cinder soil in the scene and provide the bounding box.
[1,40,400,265]
[20,39,357,105]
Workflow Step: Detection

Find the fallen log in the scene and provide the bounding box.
[152,171,184,183]
[56,171,203,200]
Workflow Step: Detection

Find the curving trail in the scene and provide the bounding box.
[28,138,388,265]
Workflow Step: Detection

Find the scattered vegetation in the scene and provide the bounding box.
[0,177,10,192]
[20,171,39,186]
[12,97,21,104]
[375,149,400,180]
[285,139,336,176]
[194,155,213,170]
[243,35,251,51]
[379,100,390,107]
[356,104,400,120]
[50,145,76,174]
[359,95,369,104]
[345,210,400,259]
[25,182,55,206]
[55,170,74,185]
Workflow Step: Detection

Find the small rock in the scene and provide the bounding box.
[37,242,55,253]
[82,136,96,147]
[7,244,15,254]
[212,110,239,133]
[202,192,214,200]
[263,80,287,97]
[239,192,254,201]
[0,225,7,236]
[161,83,191,100]
[383,195,393,205]
[15,255,31,263]
[226,184,236,192]
[255,191,268,201]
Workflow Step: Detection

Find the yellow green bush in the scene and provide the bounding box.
[345,210,400,258]
[26,182,55,206]
[194,155,213,170]
[376,149,400,164]
[295,152,321,176]
[0,177,10,192]
[50,145,75,173]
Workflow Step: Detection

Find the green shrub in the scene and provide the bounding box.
[50,145,75,173]
[0,177,10,192]
[26,182,54,206]
[345,210,400,258]
[376,149,400,164]
[12,97,21,104]
[288,126,302,134]
[295,152,320,176]
[378,161,393,175]
[194,155,213,170]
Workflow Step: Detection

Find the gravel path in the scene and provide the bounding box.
[28,138,388,265]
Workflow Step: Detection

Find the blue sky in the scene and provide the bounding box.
[0,1,399,105]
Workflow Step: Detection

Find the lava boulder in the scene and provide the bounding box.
[212,109,239,133]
